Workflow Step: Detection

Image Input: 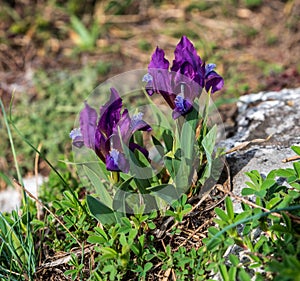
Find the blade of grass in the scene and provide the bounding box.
[7,95,88,216]
[0,98,24,200]
[1,97,35,278]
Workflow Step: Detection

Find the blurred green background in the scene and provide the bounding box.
[0,0,299,185]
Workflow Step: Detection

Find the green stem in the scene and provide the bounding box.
[0,99,26,206]
[111,171,120,184]
[202,90,211,139]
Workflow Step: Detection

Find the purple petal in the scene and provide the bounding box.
[130,112,152,133]
[94,130,109,162]
[147,68,175,108]
[172,96,193,119]
[70,128,84,148]
[148,48,174,100]
[178,62,197,81]
[173,75,202,102]
[205,63,216,75]
[142,73,153,83]
[80,102,97,149]
[148,47,169,70]
[112,109,131,149]
[98,87,123,137]
[171,36,202,74]
[205,71,224,93]
[145,81,155,96]
[148,68,172,95]
[106,149,129,173]
[129,142,150,160]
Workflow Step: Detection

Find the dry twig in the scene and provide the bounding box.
[225,135,272,155]
[282,155,300,163]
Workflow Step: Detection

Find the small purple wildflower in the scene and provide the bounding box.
[144,36,224,119]
[71,88,151,173]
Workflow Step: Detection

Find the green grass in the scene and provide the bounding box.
[0,100,36,280]
[0,62,110,174]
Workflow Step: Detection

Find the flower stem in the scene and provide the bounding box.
[112,171,119,184]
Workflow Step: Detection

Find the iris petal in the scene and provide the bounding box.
[149,47,169,70]
[172,96,193,119]
[205,71,224,93]
[130,112,152,133]
[171,36,202,74]
[79,102,97,149]
[98,87,123,138]
[106,149,129,173]
[69,128,84,148]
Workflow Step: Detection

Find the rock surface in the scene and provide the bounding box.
[222,87,300,212]
[0,175,44,213]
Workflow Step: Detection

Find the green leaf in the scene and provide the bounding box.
[151,135,165,155]
[282,212,292,231]
[225,196,234,220]
[181,120,196,162]
[122,144,153,190]
[245,181,257,189]
[146,102,173,131]
[164,156,181,180]
[113,176,134,213]
[101,247,118,260]
[87,195,119,226]
[293,162,300,179]
[270,224,290,233]
[238,269,251,281]
[245,170,262,189]
[241,188,255,196]
[173,120,197,192]
[266,169,277,179]
[291,145,300,156]
[290,182,300,190]
[276,168,295,178]
[253,235,267,251]
[150,184,179,205]
[229,254,239,266]
[261,179,276,190]
[208,226,220,235]
[219,264,229,281]
[200,125,217,184]
[234,210,252,222]
[255,189,267,198]
[83,165,113,209]
[162,129,173,152]
[87,235,107,244]
[266,196,282,209]
[94,227,109,240]
[144,262,153,272]
[228,266,237,281]
[214,207,229,221]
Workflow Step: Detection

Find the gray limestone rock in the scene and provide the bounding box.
[0,175,45,213]
[214,88,300,280]
[222,87,300,212]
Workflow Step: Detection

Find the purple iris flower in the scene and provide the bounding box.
[143,35,224,119]
[70,87,151,173]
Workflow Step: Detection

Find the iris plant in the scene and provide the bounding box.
[70,87,151,173]
[143,35,224,119]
